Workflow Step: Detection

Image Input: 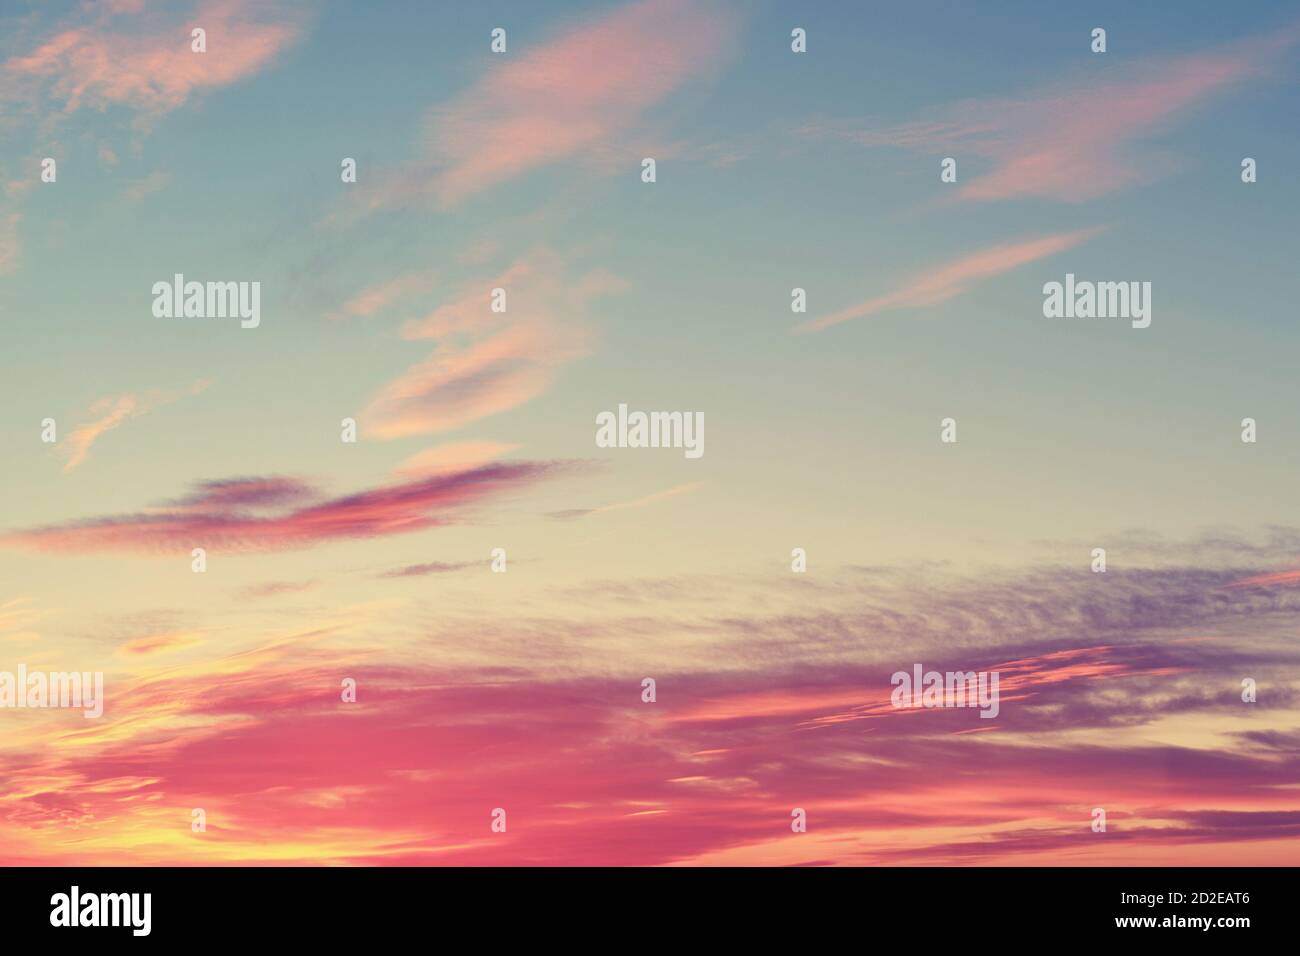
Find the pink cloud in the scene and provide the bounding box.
[819,23,1300,203]
[2,461,575,555]
[361,249,624,439]
[366,0,733,208]
[0,640,1293,865]
[1227,569,1300,589]
[667,645,1144,727]
[333,271,439,321]
[796,226,1104,333]
[4,0,305,118]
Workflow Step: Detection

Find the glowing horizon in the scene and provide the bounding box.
[2,0,1299,866]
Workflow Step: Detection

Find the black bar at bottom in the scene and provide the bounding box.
[0,866,1285,942]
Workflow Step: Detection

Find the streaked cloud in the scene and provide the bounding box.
[2,461,579,555]
[0,573,1295,864]
[332,271,438,321]
[116,629,205,657]
[393,441,520,480]
[813,23,1300,203]
[1228,568,1300,589]
[797,227,1103,332]
[364,0,734,208]
[549,481,704,520]
[380,561,476,579]
[60,378,212,473]
[362,249,624,438]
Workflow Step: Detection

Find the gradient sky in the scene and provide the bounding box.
[2,0,1299,865]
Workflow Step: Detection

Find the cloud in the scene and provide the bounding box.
[332,271,438,321]
[549,481,703,520]
[116,630,204,657]
[238,579,318,600]
[2,531,1299,864]
[122,169,169,200]
[815,23,1300,203]
[1228,568,1300,589]
[361,249,624,439]
[2,461,578,556]
[60,378,212,473]
[0,1,303,280]
[380,561,476,579]
[364,0,733,209]
[4,0,306,119]
[796,227,1103,333]
[393,441,520,480]
[2,631,1296,864]
[170,475,317,510]
[364,322,585,439]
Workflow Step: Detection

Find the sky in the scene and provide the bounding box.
[1,0,1299,865]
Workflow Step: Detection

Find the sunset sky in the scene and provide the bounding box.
[2,0,1299,865]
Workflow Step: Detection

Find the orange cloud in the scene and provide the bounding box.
[797,227,1104,333]
[393,441,521,480]
[116,630,205,657]
[60,379,212,473]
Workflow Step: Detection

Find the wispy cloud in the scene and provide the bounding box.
[4,0,306,119]
[364,0,733,209]
[60,378,212,473]
[332,271,438,321]
[796,227,1103,333]
[238,579,318,600]
[122,169,170,201]
[0,0,305,279]
[393,441,520,480]
[362,249,624,438]
[116,629,205,657]
[549,481,704,520]
[3,461,579,555]
[2,531,1299,864]
[812,23,1300,203]
[380,561,476,579]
